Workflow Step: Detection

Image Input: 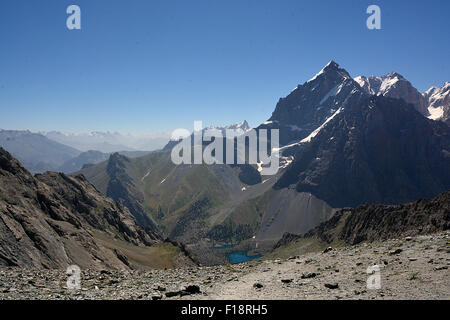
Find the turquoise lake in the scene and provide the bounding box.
[227,251,262,264]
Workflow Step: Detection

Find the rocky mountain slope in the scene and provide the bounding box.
[60,150,153,174]
[58,150,110,173]
[0,148,195,270]
[274,190,450,251]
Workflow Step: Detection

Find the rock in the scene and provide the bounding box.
[324,283,339,289]
[151,295,162,300]
[434,266,448,271]
[405,237,413,241]
[323,247,333,253]
[301,272,318,279]
[165,291,180,298]
[253,283,263,289]
[281,279,293,284]
[179,290,191,297]
[184,285,201,295]
[389,249,403,255]
[113,249,130,267]
[0,148,161,270]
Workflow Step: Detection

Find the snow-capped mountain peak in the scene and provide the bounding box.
[307,60,350,83]
[204,120,251,133]
[224,120,251,131]
[354,72,428,115]
[258,61,365,146]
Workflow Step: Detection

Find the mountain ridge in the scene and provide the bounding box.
[274,189,450,251]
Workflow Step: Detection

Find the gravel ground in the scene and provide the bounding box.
[0,232,449,300]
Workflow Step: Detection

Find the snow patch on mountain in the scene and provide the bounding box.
[320,84,343,105]
[300,107,343,143]
[424,82,450,122]
[428,106,444,120]
[307,60,350,83]
[274,107,343,153]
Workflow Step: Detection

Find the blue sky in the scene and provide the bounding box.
[0,0,449,133]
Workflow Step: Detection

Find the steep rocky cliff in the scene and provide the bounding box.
[0,147,161,269]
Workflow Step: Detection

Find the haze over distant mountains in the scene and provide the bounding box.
[0,130,156,173]
[40,131,170,153]
[0,130,81,173]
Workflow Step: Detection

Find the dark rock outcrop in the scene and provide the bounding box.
[274,190,450,249]
[0,130,81,173]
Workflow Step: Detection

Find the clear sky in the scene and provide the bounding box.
[0,0,449,133]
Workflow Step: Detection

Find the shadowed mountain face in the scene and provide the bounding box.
[258,61,367,146]
[275,95,450,208]
[0,147,162,269]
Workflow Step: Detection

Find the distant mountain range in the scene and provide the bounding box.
[0,130,154,173]
[41,131,169,153]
